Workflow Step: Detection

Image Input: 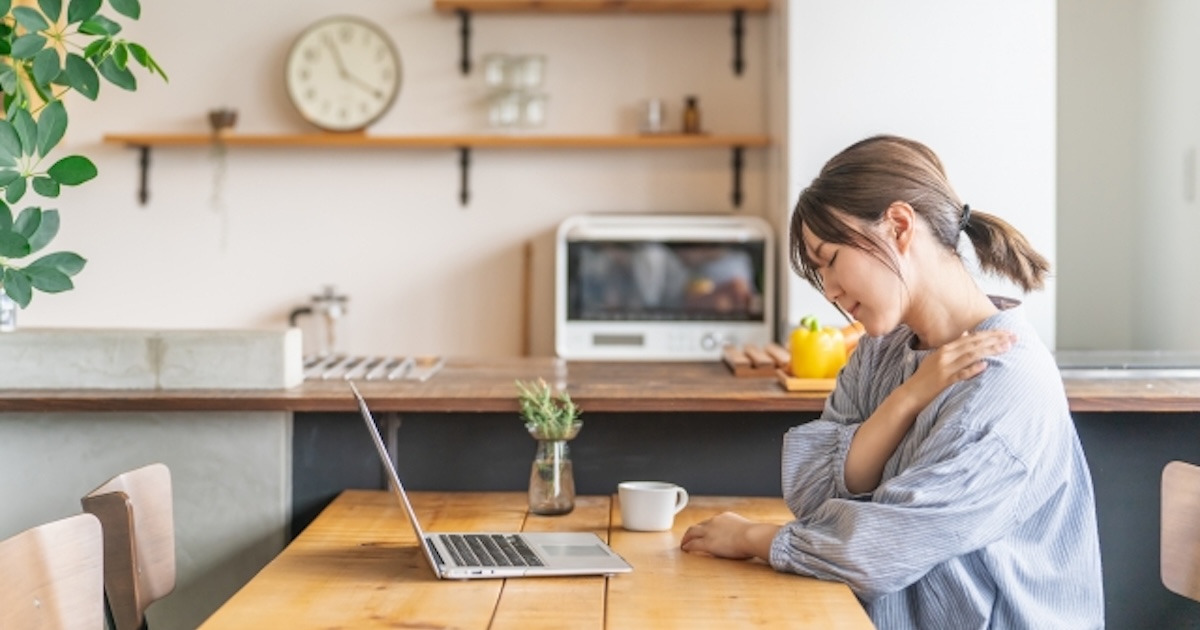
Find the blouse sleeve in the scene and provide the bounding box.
[768,412,1030,601]
[778,340,874,519]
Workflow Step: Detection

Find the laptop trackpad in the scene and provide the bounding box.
[539,544,610,557]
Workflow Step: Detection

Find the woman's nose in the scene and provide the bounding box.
[822,274,840,302]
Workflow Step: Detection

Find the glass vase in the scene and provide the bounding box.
[527,422,581,516]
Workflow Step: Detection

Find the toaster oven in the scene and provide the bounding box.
[555,214,775,360]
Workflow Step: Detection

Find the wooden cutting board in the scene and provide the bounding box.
[774,369,836,392]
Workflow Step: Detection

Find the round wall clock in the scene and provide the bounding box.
[284,16,402,133]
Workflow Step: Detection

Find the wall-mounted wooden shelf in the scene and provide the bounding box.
[103,132,770,206]
[433,0,770,75]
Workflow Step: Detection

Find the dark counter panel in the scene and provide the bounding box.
[292,410,806,537]
[1074,411,1200,629]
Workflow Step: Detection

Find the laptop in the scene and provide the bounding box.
[350,382,633,579]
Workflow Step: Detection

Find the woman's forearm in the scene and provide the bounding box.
[844,382,930,494]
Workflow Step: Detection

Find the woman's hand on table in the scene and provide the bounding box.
[680,512,780,561]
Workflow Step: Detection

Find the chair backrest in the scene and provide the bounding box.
[0,513,104,630]
[1162,460,1200,602]
[81,463,176,630]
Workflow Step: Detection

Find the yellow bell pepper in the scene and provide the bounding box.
[790,315,847,378]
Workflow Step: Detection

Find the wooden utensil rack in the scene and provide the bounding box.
[722,343,789,377]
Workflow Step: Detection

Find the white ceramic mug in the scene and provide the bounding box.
[618,481,689,532]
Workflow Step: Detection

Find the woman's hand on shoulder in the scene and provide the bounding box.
[907,329,1016,402]
[680,512,780,561]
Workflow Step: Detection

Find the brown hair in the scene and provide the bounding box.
[789,135,1049,293]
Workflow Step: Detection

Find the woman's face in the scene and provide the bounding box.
[800,220,906,337]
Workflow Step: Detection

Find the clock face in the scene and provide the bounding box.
[285,16,402,132]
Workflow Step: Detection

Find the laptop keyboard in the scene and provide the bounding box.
[441,534,544,568]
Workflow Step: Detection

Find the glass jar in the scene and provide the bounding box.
[527,421,582,516]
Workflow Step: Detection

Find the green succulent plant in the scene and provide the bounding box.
[516,378,583,440]
[0,0,166,308]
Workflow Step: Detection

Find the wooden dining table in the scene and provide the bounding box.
[198,490,875,629]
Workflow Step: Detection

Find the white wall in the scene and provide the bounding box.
[1058,0,1200,352]
[1057,0,1140,351]
[1133,0,1200,351]
[782,1,1057,348]
[22,0,770,358]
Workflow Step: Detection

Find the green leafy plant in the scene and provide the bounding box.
[0,0,166,308]
[516,378,583,440]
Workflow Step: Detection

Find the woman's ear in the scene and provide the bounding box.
[884,202,916,253]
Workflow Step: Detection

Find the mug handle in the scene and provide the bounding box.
[673,487,689,514]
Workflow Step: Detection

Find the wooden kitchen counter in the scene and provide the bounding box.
[1,357,1199,413]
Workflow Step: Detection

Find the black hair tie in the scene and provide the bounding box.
[959,204,972,231]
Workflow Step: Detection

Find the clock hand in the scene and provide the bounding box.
[344,73,385,99]
[322,36,352,79]
[322,36,385,99]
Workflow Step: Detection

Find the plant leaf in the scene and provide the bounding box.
[11,33,47,60]
[36,100,67,157]
[26,209,57,252]
[32,176,60,198]
[47,155,97,185]
[0,231,30,258]
[0,122,20,163]
[25,265,72,292]
[82,37,108,60]
[11,109,37,157]
[113,42,128,69]
[0,64,15,94]
[97,56,135,90]
[127,41,148,66]
[28,250,85,275]
[12,206,41,238]
[65,53,100,100]
[0,201,11,230]
[5,177,26,204]
[38,0,63,22]
[0,170,20,187]
[66,0,101,24]
[32,47,60,87]
[12,7,51,33]
[109,0,138,20]
[0,150,15,168]
[2,268,33,307]
[79,14,120,36]
[28,70,55,104]
[0,1,12,18]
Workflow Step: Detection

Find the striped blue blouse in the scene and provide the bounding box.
[769,302,1104,629]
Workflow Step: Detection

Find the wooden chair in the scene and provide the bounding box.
[82,463,176,630]
[1162,460,1200,601]
[0,513,104,630]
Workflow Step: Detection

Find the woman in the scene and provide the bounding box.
[681,135,1104,629]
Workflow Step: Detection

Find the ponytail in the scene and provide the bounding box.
[961,209,1049,292]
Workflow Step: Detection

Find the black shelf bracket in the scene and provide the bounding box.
[732,9,745,76]
[731,145,745,208]
[137,145,151,205]
[457,10,472,75]
[458,146,471,206]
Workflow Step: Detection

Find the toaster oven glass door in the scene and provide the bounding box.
[566,241,766,322]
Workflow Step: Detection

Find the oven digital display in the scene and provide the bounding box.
[566,241,766,322]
